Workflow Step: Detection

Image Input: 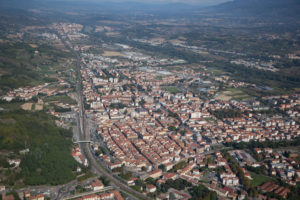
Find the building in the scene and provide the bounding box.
[148,169,162,179]
[91,179,104,191]
[146,184,157,193]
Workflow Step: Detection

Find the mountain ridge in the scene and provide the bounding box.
[208,0,300,20]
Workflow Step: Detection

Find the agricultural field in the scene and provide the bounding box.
[216,88,251,101]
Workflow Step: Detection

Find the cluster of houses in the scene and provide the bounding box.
[264,94,300,119]
[1,190,45,200]
[2,83,51,101]
[254,148,300,185]
[75,55,300,199]
[72,147,88,167]
[258,182,290,199]
[2,78,71,102]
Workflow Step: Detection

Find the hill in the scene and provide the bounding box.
[209,0,300,21]
[0,110,77,186]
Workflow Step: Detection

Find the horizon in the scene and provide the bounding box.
[0,0,233,6]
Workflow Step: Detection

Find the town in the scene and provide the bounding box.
[0,0,300,199]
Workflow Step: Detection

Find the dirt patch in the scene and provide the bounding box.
[151,38,165,42]
[21,103,33,111]
[29,44,38,48]
[102,51,123,57]
[95,26,105,32]
[216,89,250,101]
[105,32,120,36]
[169,39,185,44]
[215,91,232,101]
[34,104,43,111]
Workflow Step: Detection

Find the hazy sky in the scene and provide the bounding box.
[67,0,233,6]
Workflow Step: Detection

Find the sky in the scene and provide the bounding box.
[65,0,233,6]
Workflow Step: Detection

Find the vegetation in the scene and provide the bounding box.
[158,178,192,193]
[224,137,300,149]
[0,156,10,168]
[43,94,76,105]
[0,111,77,185]
[163,86,181,94]
[158,164,166,172]
[109,103,126,109]
[246,165,267,175]
[77,171,94,182]
[168,126,176,131]
[53,105,71,113]
[250,172,275,187]
[207,61,300,91]
[209,108,242,119]
[0,40,73,95]
[99,176,110,186]
[190,184,217,200]
[120,171,132,180]
[169,161,187,173]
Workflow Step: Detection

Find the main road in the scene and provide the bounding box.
[60,33,151,200]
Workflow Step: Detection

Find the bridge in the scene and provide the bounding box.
[72,137,94,144]
[61,186,114,200]
[74,140,93,144]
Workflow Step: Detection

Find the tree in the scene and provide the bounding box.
[158,164,166,172]
[120,171,132,180]
[141,166,147,171]
[283,151,290,158]
[210,192,217,200]
[168,126,176,131]
[145,177,156,185]
[139,99,146,106]
[99,176,110,186]
[190,184,210,199]
[248,187,258,197]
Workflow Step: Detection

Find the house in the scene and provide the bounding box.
[77,166,82,173]
[238,191,247,200]
[222,177,239,186]
[91,179,104,191]
[264,148,273,154]
[7,159,21,167]
[112,190,124,200]
[2,195,15,200]
[0,185,5,192]
[29,194,44,200]
[165,162,174,171]
[127,177,137,186]
[254,148,262,154]
[24,191,30,198]
[244,172,252,180]
[146,184,156,193]
[208,164,216,169]
[163,172,177,180]
[78,194,99,200]
[251,163,261,168]
[148,169,162,179]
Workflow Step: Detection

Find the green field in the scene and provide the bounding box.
[163,86,181,94]
[43,94,77,105]
[250,172,275,187]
